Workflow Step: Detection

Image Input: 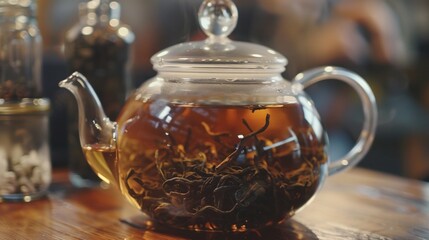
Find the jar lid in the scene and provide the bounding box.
[0,0,33,7]
[0,98,50,115]
[151,0,287,74]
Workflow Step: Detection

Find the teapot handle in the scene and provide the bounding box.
[293,66,377,175]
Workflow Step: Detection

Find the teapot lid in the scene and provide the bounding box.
[151,0,287,73]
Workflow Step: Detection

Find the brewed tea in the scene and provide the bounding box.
[84,100,328,231]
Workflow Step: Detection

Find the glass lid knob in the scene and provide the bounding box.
[150,0,287,72]
[198,0,238,39]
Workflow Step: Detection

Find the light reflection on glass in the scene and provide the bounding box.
[82,26,93,35]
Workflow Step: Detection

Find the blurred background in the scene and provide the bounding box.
[38,0,429,181]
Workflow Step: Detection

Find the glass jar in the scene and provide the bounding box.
[64,0,135,187]
[0,99,51,202]
[0,0,42,100]
[0,0,50,202]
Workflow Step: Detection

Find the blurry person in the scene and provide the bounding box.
[258,0,409,74]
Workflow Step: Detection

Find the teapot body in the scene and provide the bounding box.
[60,0,376,232]
[111,73,329,231]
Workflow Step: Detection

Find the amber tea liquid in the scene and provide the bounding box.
[86,99,328,231]
[82,144,117,185]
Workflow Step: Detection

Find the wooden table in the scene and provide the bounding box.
[1,168,428,240]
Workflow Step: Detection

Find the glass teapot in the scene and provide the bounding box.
[59,0,377,232]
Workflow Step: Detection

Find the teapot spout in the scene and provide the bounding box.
[59,72,117,185]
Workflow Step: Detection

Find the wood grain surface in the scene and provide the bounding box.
[1,168,428,240]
